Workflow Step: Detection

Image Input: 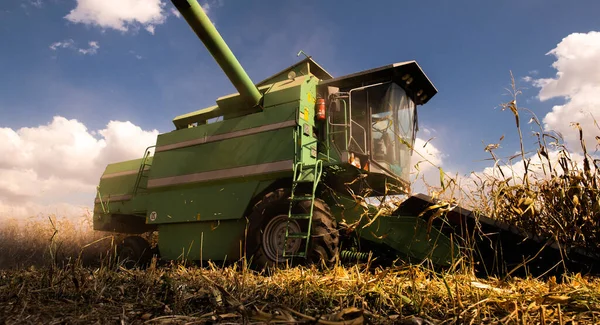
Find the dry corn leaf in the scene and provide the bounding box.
[545,295,571,304]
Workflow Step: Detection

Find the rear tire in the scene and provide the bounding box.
[117,235,152,269]
[245,188,339,269]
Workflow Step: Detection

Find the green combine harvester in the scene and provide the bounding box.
[94,0,599,277]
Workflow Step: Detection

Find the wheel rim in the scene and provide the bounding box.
[262,214,302,262]
[119,246,136,266]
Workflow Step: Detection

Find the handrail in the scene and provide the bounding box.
[346,82,390,155]
[327,97,348,157]
[132,145,156,195]
[349,119,368,155]
[96,186,108,214]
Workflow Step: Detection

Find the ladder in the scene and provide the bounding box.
[283,159,323,258]
[132,146,154,196]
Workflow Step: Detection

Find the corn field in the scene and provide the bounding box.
[1,78,599,324]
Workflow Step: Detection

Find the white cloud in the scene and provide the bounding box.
[200,0,223,24]
[50,39,100,55]
[0,117,158,219]
[531,31,600,150]
[145,25,156,35]
[29,0,43,8]
[460,32,600,208]
[475,149,586,185]
[20,0,43,10]
[49,39,75,51]
[78,41,100,55]
[201,3,212,16]
[129,50,143,60]
[410,137,446,193]
[64,0,167,34]
[170,7,181,19]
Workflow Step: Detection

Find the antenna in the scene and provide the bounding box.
[296,50,311,59]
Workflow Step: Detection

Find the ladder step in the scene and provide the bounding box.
[287,232,309,239]
[290,195,313,201]
[293,179,314,184]
[289,213,312,220]
[283,252,306,258]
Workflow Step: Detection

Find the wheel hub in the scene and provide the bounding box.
[262,214,302,262]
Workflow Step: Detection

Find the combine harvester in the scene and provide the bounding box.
[93,0,599,277]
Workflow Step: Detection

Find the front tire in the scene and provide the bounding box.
[116,235,152,269]
[245,188,339,269]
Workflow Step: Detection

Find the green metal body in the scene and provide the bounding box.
[93,0,457,267]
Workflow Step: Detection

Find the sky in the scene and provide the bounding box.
[0,0,599,218]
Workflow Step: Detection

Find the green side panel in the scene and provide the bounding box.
[213,83,270,116]
[327,195,458,266]
[157,219,247,261]
[157,102,296,148]
[93,200,150,233]
[149,129,294,179]
[93,155,154,232]
[262,76,306,108]
[173,105,221,129]
[146,180,262,224]
[251,179,278,200]
[102,157,151,175]
[97,174,137,198]
[94,195,149,215]
[207,75,304,121]
[297,76,319,166]
[170,71,319,128]
[95,157,149,207]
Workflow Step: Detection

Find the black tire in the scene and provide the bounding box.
[117,235,152,269]
[245,188,339,269]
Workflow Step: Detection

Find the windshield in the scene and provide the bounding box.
[348,83,416,180]
[371,83,415,180]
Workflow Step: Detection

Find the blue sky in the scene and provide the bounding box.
[1,0,600,216]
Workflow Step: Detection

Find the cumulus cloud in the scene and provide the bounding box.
[64,0,167,34]
[200,0,223,24]
[20,0,43,10]
[170,7,181,19]
[129,50,143,60]
[29,0,43,8]
[410,137,447,193]
[0,117,158,219]
[475,149,586,185]
[78,41,100,55]
[49,39,75,51]
[145,25,156,35]
[50,39,100,55]
[529,31,600,150]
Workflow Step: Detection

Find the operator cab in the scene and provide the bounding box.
[318,61,437,190]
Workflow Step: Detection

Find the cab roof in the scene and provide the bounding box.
[318,61,437,105]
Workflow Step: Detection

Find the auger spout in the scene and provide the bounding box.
[171,0,262,109]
